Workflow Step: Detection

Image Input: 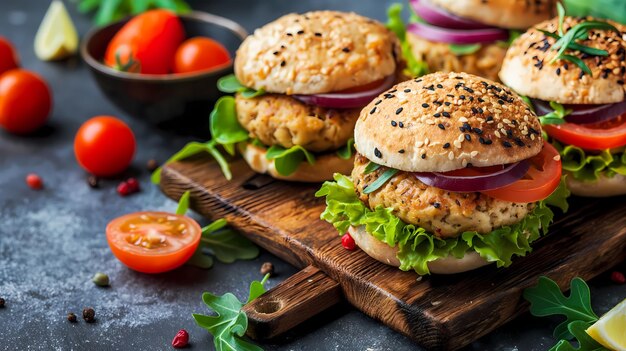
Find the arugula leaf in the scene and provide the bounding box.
[217,74,265,98]
[554,142,626,182]
[362,168,398,194]
[550,321,608,351]
[387,3,429,77]
[77,0,191,26]
[265,145,316,176]
[336,138,355,160]
[210,96,250,153]
[524,276,599,340]
[151,140,233,184]
[363,162,381,174]
[176,191,191,215]
[201,226,260,264]
[539,101,573,125]
[193,275,269,351]
[315,174,569,275]
[449,44,482,56]
[186,249,214,269]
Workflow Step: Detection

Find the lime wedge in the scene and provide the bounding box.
[34,0,79,61]
[586,298,626,351]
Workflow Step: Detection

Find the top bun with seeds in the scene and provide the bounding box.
[500,16,626,104]
[354,72,543,172]
[234,11,402,95]
[429,0,556,30]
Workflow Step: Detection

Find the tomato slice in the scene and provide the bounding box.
[544,114,626,150]
[483,142,562,203]
[106,211,201,273]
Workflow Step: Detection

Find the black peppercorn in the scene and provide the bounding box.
[146,159,159,172]
[67,312,77,323]
[83,307,96,323]
[0,297,5,308]
[87,175,99,189]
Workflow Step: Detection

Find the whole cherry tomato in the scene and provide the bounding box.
[74,116,136,177]
[173,37,231,74]
[0,37,19,76]
[104,10,185,74]
[0,70,51,134]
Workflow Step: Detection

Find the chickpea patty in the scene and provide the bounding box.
[352,154,534,238]
[235,93,359,153]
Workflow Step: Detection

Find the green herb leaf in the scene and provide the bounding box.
[524,276,599,340]
[78,0,191,26]
[336,138,355,160]
[520,96,536,113]
[265,145,316,176]
[210,96,250,148]
[564,0,626,24]
[539,101,573,126]
[193,276,268,351]
[200,226,260,264]
[363,168,398,194]
[449,44,482,56]
[248,274,270,303]
[363,162,381,174]
[176,191,191,215]
[186,249,214,269]
[550,321,608,351]
[557,2,566,36]
[217,74,265,98]
[151,141,210,184]
[387,3,429,77]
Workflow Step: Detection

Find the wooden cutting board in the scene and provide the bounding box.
[159,155,626,351]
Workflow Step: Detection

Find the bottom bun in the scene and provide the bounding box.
[239,143,354,182]
[348,225,490,275]
[566,173,626,197]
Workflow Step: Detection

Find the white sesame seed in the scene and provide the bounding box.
[470,151,479,157]
[416,141,424,147]
[462,159,468,167]
[448,151,454,160]
[495,131,501,138]
[459,117,468,122]
[454,140,462,149]
[553,155,561,161]
[424,138,430,146]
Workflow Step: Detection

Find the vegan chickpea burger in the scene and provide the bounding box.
[209,11,403,182]
[387,0,556,81]
[317,72,569,275]
[500,11,626,197]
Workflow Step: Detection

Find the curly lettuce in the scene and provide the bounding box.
[554,142,626,182]
[315,174,570,275]
[387,3,428,77]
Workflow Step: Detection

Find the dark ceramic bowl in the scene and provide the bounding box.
[81,11,248,134]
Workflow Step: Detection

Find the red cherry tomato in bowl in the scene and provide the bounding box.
[0,37,19,75]
[173,37,231,74]
[0,69,51,134]
[104,10,185,74]
[74,116,136,177]
[106,211,202,273]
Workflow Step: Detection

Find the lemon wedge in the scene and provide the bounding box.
[586,298,626,351]
[34,0,79,61]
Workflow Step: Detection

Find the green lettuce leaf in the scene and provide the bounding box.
[265,145,316,176]
[387,3,429,77]
[316,174,569,275]
[336,138,355,160]
[554,142,626,182]
[210,96,250,156]
[217,74,265,98]
[449,44,482,56]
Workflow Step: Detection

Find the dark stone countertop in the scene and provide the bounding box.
[0,1,623,350]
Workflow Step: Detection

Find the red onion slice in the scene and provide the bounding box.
[407,22,509,45]
[292,75,395,109]
[532,99,626,125]
[410,0,494,30]
[413,161,530,192]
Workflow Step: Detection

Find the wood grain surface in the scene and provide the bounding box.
[160,155,626,351]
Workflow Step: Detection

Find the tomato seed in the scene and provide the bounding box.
[610,271,625,284]
[172,329,189,348]
[341,233,356,251]
[26,173,43,190]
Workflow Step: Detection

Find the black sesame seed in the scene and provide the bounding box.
[471,107,478,114]
[464,87,474,93]
[297,30,304,35]
[498,99,505,105]
[479,137,486,144]
[404,89,411,93]
[459,127,466,132]
[421,154,426,159]
[455,76,463,79]
[398,149,405,154]
[514,138,525,147]
[438,123,446,130]
[477,107,483,114]
[472,127,483,135]
[375,100,382,105]
[422,103,429,108]
[342,47,350,53]
[374,148,382,158]
[398,122,404,128]
[433,202,441,209]
[485,139,493,145]
[444,102,451,106]
[434,113,441,118]
[503,141,512,148]
[442,112,450,118]
[619,80,625,85]
[396,107,403,115]
[272,51,279,55]
[443,142,450,148]
[478,98,485,103]
[415,79,423,83]
[315,32,322,37]
[280,60,286,67]
[556,68,561,76]
[465,134,471,141]
[436,84,443,89]
[460,95,466,100]
[466,163,473,168]
[370,107,377,114]
[286,33,293,36]
[486,116,494,121]
[391,120,397,127]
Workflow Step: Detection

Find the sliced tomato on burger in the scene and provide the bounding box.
[544,114,626,151]
[483,142,562,203]
[106,211,201,273]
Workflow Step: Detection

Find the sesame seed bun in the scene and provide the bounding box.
[500,16,626,104]
[239,143,354,182]
[234,11,401,95]
[566,173,626,197]
[348,225,490,274]
[354,72,543,172]
[429,0,556,30]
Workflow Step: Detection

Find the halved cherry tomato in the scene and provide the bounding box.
[173,37,231,74]
[544,114,626,150]
[483,142,562,203]
[0,37,19,76]
[74,116,136,177]
[104,10,185,74]
[106,211,201,273]
[0,69,51,134]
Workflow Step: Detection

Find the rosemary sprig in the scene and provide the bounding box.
[539,3,620,74]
